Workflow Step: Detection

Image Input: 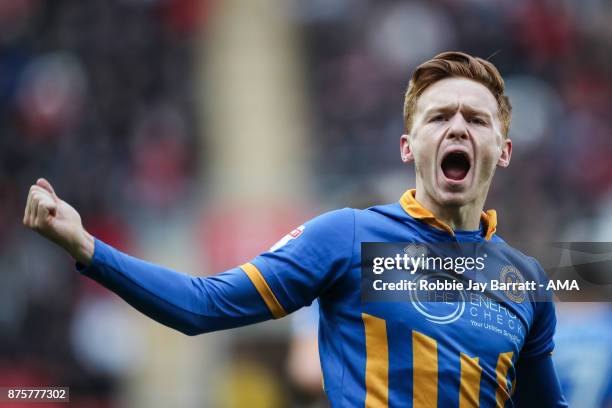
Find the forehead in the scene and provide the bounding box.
[416,77,498,115]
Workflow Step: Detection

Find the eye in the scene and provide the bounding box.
[430,114,446,123]
[468,117,487,125]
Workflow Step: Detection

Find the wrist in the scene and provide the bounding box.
[71,229,95,266]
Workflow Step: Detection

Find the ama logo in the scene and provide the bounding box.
[270,225,305,252]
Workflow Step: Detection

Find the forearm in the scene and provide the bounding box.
[68,228,95,266]
[78,239,273,335]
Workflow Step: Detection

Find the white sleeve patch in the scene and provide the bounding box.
[270,225,305,252]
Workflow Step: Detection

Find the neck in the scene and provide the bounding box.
[415,188,485,231]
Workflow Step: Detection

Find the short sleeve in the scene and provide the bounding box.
[241,208,355,318]
[521,258,557,358]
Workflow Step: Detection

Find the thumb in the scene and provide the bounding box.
[36,178,58,199]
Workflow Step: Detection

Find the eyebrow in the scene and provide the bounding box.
[424,104,493,119]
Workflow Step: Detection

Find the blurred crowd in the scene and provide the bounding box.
[0,1,203,406]
[1,0,611,407]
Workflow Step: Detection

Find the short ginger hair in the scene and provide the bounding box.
[403,51,512,137]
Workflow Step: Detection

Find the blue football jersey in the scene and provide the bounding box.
[242,189,560,407]
[78,189,567,407]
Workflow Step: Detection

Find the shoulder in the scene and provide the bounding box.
[494,239,544,274]
[353,202,431,240]
[489,239,553,304]
[308,207,355,228]
[493,238,543,272]
[488,234,506,244]
[300,207,355,240]
[352,202,411,228]
[357,202,405,220]
[269,208,355,253]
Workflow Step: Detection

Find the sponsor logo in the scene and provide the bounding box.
[270,225,305,252]
[289,227,304,238]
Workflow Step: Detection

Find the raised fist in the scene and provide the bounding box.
[23,178,94,265]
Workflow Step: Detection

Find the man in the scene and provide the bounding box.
[23,51,567,407]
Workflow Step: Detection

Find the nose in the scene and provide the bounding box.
[446,113,469,140]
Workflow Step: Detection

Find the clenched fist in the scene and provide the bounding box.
[23,178,94,265]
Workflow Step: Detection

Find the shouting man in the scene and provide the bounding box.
[24,51,567,407]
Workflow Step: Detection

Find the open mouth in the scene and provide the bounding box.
[441,151,471,181]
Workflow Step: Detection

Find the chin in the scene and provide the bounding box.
[434,189,472,207]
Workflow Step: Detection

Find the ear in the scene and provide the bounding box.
[400,134,414,163]
[497,138,512,167]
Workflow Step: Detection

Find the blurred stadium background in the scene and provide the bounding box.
[1,0,611,407]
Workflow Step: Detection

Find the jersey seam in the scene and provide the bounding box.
[240,262,287,318]
[255,255,301,312]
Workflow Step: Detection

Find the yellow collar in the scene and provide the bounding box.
[399,189,497,240]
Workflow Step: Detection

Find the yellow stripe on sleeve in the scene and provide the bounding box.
[240,262,287,319]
